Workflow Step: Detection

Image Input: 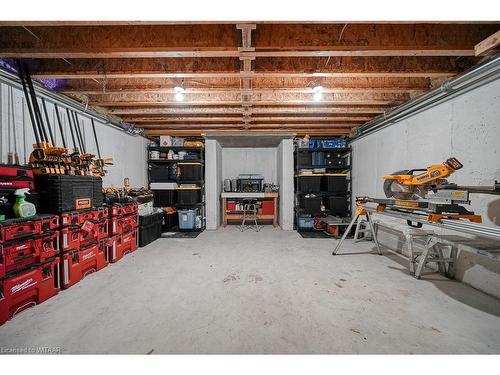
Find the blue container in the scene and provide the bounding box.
[178,209,197,229]
[308,139,322,149]
[311,151,325,166]
[323,139,348,149]
[298,216,315,229]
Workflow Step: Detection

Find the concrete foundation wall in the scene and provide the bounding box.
[0,82,148,187]
[351,77,500,296]
[222,147,277,183]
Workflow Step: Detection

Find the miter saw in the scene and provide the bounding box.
[364,157,500,224]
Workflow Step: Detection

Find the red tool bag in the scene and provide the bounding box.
[0,165,35,190]
[0,231,59,278]
[60,243,108,289]
[0,256,60,326]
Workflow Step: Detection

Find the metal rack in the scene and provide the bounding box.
[293,145,352,232]
[147,145,205,231]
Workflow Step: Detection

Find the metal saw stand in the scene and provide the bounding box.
[409,234,457,279]
[332,203,382,256]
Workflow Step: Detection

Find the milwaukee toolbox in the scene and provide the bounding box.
[120,229,138,256]
[0,164,35,190]
[0,214,59,243]
[60,243,108,289]
[103,235,123,263]
[107,203,138,217]
[60,208,107,227]
[0,256,60,326]
[60,220,108,252]
[108,215,139,236]
[0,232,59,278]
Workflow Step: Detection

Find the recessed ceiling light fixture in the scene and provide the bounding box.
[174,86,185,101]
[312,85,324,102]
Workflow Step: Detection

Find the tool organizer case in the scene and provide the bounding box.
[0,164,35,190]
[139,221,162,247]
[107,203,138,217]
[35,175,103,214]
[60,207,107,227]
[60,220,108,252]
[0,231,59,278]
[0,214,59,243]
[108,214,139,235]
[0,256,60,326]
[60,242,108,290]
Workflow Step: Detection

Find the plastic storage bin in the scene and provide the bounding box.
[152,190,176,207]
[177,162,202,181]
[163,211,178,230]
[139,221,162,247]
[297,216,315,229]
[324,196,349,215]
[176,187,201,205]
[324,158,347,168]
[149,164,172,182]
[35,175,102,213]
[322,174,348,194]
[311,152,325,166]
[296,175,321,192]
[178,209,197,230]
[297,152,312,166]
[298,195,322,214]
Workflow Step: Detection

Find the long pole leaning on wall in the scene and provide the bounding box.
[352,54,500,140]
[0,66,143,138]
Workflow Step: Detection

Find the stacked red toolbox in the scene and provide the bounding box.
[59,208,109,289]
[0,215,60,325]
[105,203,139,263]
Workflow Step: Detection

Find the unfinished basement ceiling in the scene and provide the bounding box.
[0,22,498,137]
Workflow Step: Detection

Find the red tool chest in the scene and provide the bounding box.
[120,229,138,255]
[0,214,59,243]
[0,256,60,326]
[108,203,138,217]
[60,208,107,227]
[108,215,138,236]
[0,164,35,190]
[0,231,59,278]
[60,243,108,289]
[60,220,109,252]
[103,235,123,263]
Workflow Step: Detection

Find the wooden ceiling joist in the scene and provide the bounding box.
[0,22,495,136]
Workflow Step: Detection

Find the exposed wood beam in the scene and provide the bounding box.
[109,107,387,115]
[93,100,400,107]
[124,116,373,123]
[62,87,425,95]
[0,47,476,58]
[475,30,500,55]
[143,129,351,136]
[137,123,360,129]
[32,71,456,79]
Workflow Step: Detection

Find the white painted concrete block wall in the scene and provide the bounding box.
[0,82,148,187]
[351,78,500,296]
[222,147,277,183]
[278,139,294,230]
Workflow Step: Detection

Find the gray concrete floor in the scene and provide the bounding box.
[1,227,500,354]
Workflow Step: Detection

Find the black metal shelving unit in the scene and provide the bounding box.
[293,144,352,232]
[147,145,205,232]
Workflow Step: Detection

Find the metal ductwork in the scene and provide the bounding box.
[352,54,500,140]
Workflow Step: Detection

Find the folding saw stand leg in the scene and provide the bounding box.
[332,204,382,256]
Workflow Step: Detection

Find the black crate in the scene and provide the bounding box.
[139,221,162,247]
[321,175,348,194]
[297,152,312,166]
[149,164,172,182]
[139,211,164,226]
[324,196,349,215]
[298,195,322,214]
[35,175,102,214]
[296,175,321,192]
[177,163,202,181]
[163,212,178,230]
[177,188,201,205]
[153,190,176,207]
